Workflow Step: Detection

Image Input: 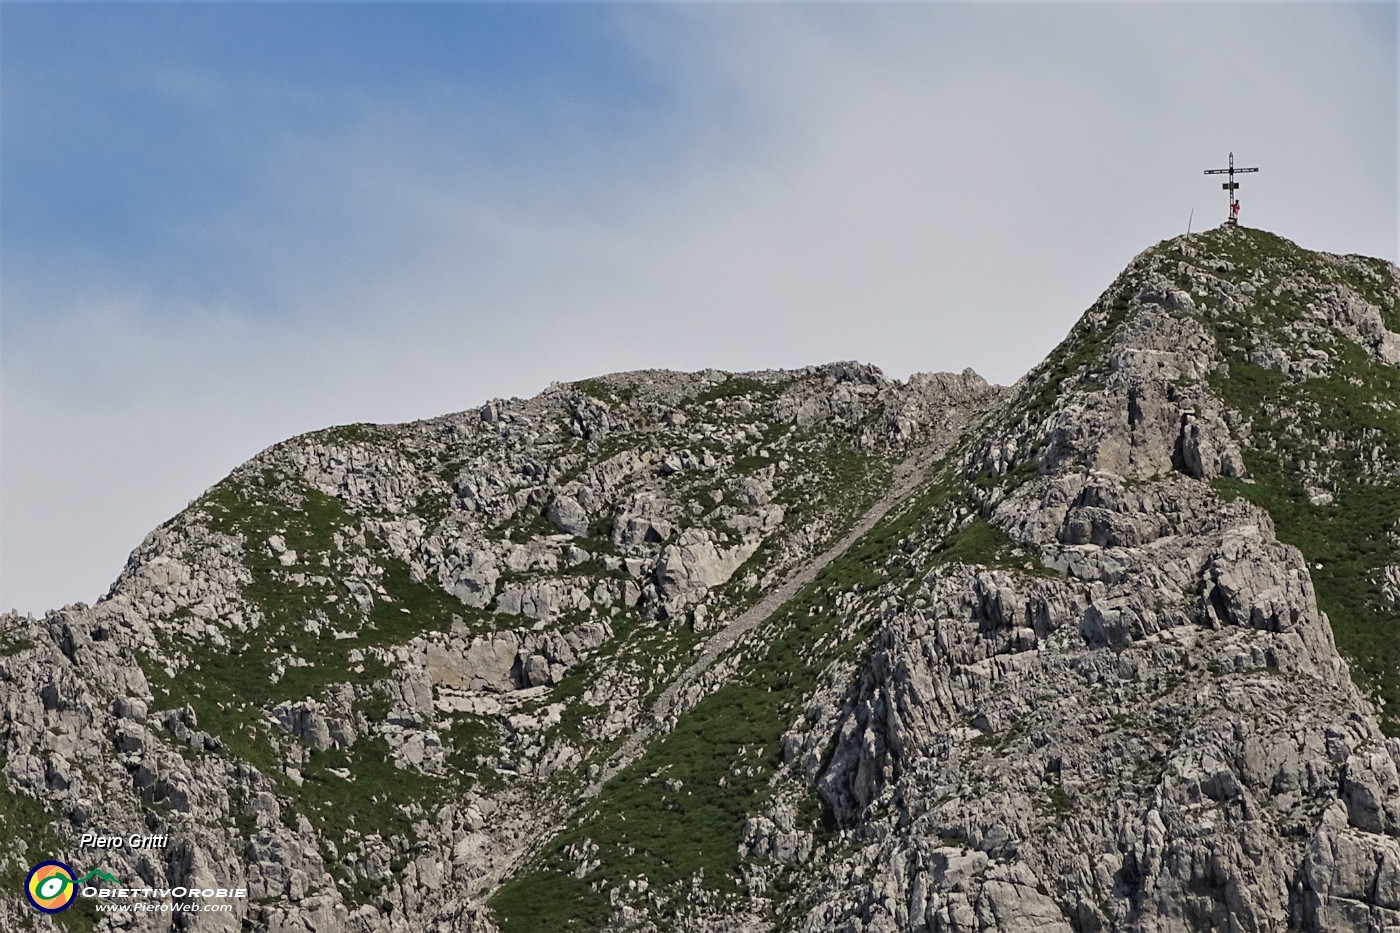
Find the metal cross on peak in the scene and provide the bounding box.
[1204,152,1259,226]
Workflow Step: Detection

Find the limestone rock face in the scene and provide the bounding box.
[1382,564,1400,609]
[1,358,1006,932]
[653,527,761,609]
[758,229,1400,933]
[4,227,1398,933]
[545,493,590,537]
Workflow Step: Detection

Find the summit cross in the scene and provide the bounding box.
[1204,151,1259,226]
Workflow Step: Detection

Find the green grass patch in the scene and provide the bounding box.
[0,636,34,658]
[1037,785,1074,820]
[933,518,1013,567]
[969,719,1029,754]
[299,737,443,849]
[414,490,454,528]
[573,379,619,405]
[308,423,387,446]
[445,714,502,776]
[693,376,776,405]
[929,516,1057,579]
[1018,292,1133,429]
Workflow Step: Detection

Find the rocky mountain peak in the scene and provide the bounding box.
[3,228,1398,932]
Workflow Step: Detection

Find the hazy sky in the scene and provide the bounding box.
[2,2,1396,614]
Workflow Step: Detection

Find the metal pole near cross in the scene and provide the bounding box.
[1204,152,1259,226]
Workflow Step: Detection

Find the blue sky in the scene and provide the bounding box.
[2,2,1396,613]
[4,4,692,314]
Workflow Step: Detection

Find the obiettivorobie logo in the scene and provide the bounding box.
[22,858,247,916]
[24,861,120,914]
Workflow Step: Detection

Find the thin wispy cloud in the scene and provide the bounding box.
[2,3,1394,614]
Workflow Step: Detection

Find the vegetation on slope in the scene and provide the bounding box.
[488,463,974,930]
[129,369,912,910]
[1174,227,1400,734]
[142,467,480,899]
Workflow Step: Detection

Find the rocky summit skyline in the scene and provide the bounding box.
[3,225,1399,931]
[5,3,1394,622]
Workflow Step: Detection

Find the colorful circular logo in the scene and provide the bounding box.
[25,861,76,913]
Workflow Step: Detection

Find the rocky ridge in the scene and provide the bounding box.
[3,226,1398,932]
